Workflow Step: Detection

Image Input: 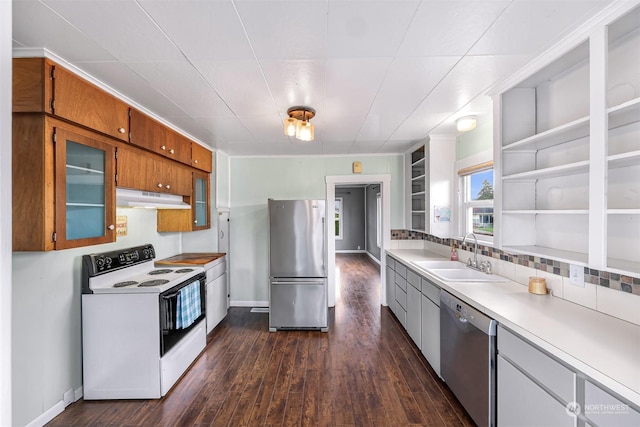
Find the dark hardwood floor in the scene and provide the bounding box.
[48,253,473,426]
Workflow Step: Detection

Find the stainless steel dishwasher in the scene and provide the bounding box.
[440,290,497,427]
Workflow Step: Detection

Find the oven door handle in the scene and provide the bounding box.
[162,291,180,300]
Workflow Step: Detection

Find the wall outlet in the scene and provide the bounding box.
[569,264,585,287]
[63,388,74,406]
[357,246,361,250]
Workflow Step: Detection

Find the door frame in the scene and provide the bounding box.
[326,174,391,307]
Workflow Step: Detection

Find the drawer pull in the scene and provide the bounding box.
[165,184,171,190]
[169,149,175,154]
[161,145,166,150]
[117,127,126,134]
[157,183,163,188]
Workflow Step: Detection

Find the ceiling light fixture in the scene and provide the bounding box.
[284,106,316,142]
[456,115,477,133]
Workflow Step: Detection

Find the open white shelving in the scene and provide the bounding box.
[495,3,640,277]
[405,136,455,237]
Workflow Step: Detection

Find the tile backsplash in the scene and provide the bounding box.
[390,230,640,325]
[391,229,640,296]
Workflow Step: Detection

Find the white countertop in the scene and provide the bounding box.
[387,249,640,406]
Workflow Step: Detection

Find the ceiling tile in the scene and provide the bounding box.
[13,0,116,62]
[260,59,326,113]
[126,61,233,118]
[356,56,460,141]
[138,0,255,61]
[196,116,252,143]
[234,0,327,59]
[42,0,184,62]
[237,113,289,144]
[470,0,615,55]
[326,1,420,58]
[322,58,393,142]
[193,60,275,117]
[398,1,510,57]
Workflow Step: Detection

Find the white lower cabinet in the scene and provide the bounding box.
[498,355,574,427]
[420,292,440,377]
[406,280,421,347]
[385,262,395,309]
[583,380,640,427]
[497,325,640,427]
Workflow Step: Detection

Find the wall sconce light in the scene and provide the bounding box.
[284,106,316,142]
[456,115,477,133]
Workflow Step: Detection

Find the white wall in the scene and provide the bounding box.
[1,1,12,425]
[11,210,182,427]
[229,155,404,305]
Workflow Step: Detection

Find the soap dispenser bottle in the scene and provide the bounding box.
[450,245,458,261]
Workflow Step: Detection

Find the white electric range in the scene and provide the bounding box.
[81,244,207,399]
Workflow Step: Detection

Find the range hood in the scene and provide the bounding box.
[116,188,190,209]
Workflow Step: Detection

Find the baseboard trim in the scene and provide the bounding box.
[231,300,269,307]
[26,401,64,427]
[26,386,83,427]
[336,250,366,254]
[366,252,381,265]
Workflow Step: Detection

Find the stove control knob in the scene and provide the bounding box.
[96,257,105,269]
[105,258,112,267]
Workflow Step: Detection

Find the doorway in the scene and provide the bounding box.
[326,175,391,308]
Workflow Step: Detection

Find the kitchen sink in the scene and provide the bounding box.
[428,268,510,282]
[412,260,466,270]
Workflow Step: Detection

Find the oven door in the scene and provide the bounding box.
[160,273,205,356]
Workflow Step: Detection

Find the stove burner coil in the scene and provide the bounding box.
[148,269,173,275]
[113,281,139,288]
[175,268,195,273]
[138,279,170,287]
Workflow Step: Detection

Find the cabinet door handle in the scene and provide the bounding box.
[157,183,163,188]
[194,159,198,164]
[161,145,166,150]
[117,127,126,134]
[194,220,197,224]
[107,224,115,230]
[169,149,175,154]
[165,184,171,190]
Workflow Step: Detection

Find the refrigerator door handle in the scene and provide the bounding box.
[322,216,326,273]
[271,280,326,285]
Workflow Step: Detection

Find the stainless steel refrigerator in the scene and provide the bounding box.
[268,199,328,332]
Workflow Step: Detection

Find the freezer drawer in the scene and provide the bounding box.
[269,280,327,331]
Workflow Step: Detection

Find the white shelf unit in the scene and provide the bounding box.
[405,136,455,237]
[495,2,640,274]
[606,6,640,275]
[410,146,427,232]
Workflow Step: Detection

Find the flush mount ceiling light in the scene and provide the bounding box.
[456,115,477,133]
[284,106,316,142]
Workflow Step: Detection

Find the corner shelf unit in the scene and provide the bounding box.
[406,136,455,237]
[494,2,640,274]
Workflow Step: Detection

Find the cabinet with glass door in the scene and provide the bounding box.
[157,171,211,232]
[12,115,116,250]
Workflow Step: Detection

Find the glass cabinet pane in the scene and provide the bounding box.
[66,140,106,240]
[194,176,207,227]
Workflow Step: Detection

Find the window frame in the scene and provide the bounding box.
[459,166,494,244]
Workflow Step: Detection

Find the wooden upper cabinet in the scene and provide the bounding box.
[13,58,53,113]
[12,58,129,141]
[53,65,129,141]
[13,114,116,251]
[116,144,191,196]
[130,109,191,165]
[116,145,155,193]
[191,142,213,172]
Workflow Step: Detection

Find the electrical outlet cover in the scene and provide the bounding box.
[569,264,585,287]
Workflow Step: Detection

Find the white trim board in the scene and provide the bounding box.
[230,300,269,307]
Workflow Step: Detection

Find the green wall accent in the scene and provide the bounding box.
[456,119,493,160]
[229,155,404,303]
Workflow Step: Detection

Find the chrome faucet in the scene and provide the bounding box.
[462,232,479,269]
[462,232,492,274]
